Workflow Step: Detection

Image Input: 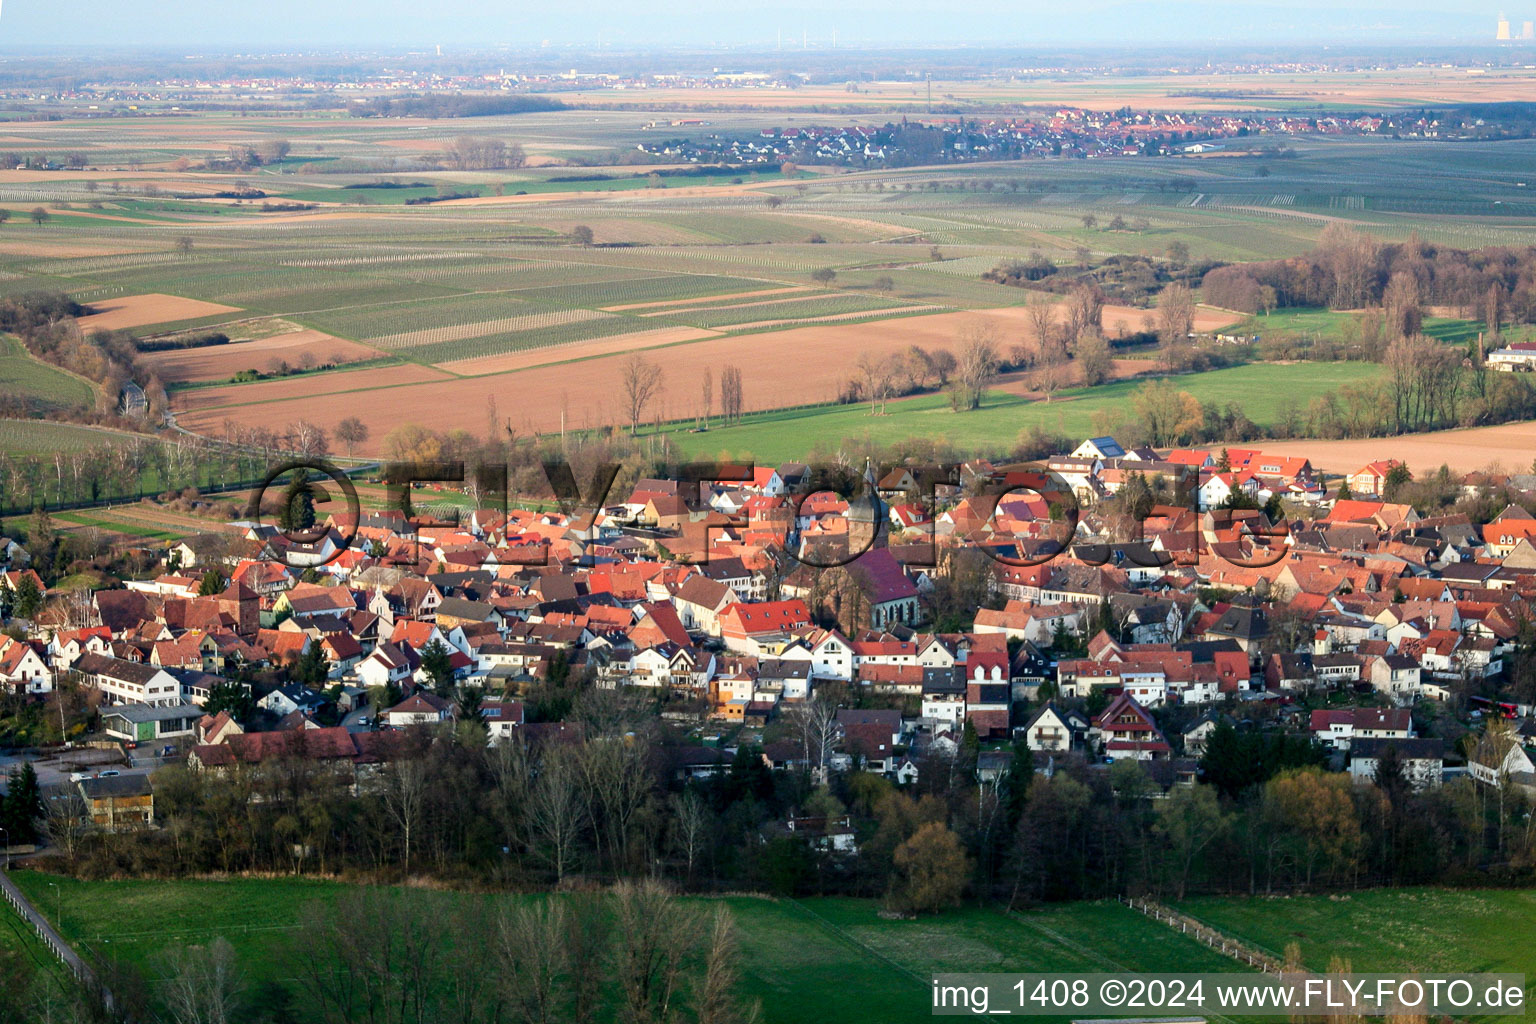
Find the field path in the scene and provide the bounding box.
[1001,902,1243,1024]
[784,900,928,987]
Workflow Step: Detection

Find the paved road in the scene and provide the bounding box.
[0,750,153,793]
[340,704,376,732]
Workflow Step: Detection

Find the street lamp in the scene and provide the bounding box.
[46,881,60,931]
[0,825,8,871]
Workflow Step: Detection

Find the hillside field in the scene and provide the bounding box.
[657,362,1384,465]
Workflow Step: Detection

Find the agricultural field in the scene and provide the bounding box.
[659,362,1385,465]
[1178,887,1536,979]
[1,110,1535,465]
[0,420,144,457]
[0,336,95,411]
[1,871,1246,1024]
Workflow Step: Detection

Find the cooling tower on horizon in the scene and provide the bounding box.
[1522,19,1535,38]
[1498,11,1513,39]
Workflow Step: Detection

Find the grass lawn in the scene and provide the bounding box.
[0,334,95,410]
[1178,887,1536,977]
[4,872,1248,1024]
[53,511,182,540]
[657,362,1384,464]
[1227,307,1519,349]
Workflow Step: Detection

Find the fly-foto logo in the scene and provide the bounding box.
[246,457,1290,571]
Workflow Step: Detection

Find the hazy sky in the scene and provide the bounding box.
[0,1,1507,49]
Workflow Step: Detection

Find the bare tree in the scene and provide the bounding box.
[1033,326,1070,402]
[854,352,892,414]
[1064,282,1105,348]
[44,789,91,866]
[928,348,957,387]
[1156,282,1196,345]
[789,690,839,783]
[1484,282,1507,340]
[613,880,704,1024]
[1382,272,1423,341]
[497,898,570,1024]
[335,416,369,458]
[526,749,587,884]
[157,936,244,1024]
[1026,299,1057,354]
[700,366,713,430]
[381,757,428,874]
[1076,329,1113,387]
[578,737,654,877]
[719,365,744,425]
[621,354,664,434]
[953,322,1001,411]
[290,420,329,458]
[672,789,710,882]
[695,907,761,1024]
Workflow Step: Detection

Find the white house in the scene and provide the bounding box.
[356,642,417,690]
[1022,704,1083,753]
[382,692,452,727]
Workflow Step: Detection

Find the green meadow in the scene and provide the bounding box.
[658,362,1384,464]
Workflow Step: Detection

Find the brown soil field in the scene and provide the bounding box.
[0,239,155,258]
[1100,303,1238,335]
[603,286,811,312]
[173,363,454,416]
[724,304,940,331]
[142,330,385,384]
[440,326,724,376]
[636,292,855,318]
[177,302,1245,446]
[994,358,1152,396]
[77,294,242,332]
[430,181,780,207]
[1260,423,1536,478]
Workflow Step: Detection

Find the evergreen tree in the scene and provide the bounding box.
[1,763,42,845]
[276,474,316,532]
[197,569,224,596]
[203,680,255,723]
[291,643,330,687]
[456,683,485,727]
[28,506,53,550]
[1372,741,1408,803]
[420,638,455,695]
[12,574,41,619]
